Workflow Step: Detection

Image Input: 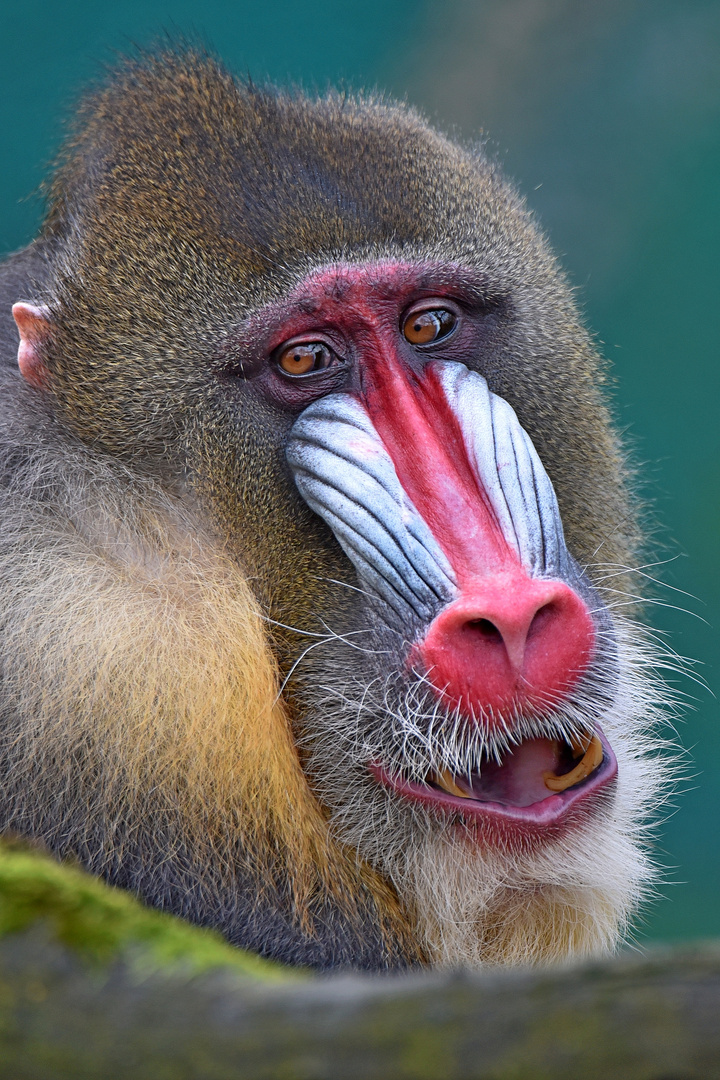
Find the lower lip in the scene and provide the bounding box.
[370,731,618,845]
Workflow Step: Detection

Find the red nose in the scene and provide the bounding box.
[413,573,595,724]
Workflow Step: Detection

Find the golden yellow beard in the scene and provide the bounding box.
[4,494,415,954]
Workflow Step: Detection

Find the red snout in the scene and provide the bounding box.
[413,573,595,723]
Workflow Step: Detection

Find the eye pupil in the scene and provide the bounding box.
[403,307,457,346]
[278,342,333,376]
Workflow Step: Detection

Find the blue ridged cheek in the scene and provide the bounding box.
[286,361,582,630]
[287,395,457,627]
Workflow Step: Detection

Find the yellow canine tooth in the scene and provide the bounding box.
[433,769,471,799]
[569,732,592,759]
[544,734,604,793]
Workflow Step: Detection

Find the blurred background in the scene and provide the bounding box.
[0,0,717,945]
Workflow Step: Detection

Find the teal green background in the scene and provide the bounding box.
[0,0,717,944]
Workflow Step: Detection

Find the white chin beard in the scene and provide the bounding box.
[317,619,674,967]
[382,808,655,968]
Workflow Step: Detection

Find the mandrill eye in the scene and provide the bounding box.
[276,342,336,377]
[402,306,457,346]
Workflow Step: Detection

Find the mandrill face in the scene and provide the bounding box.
[286,264,613,823]
[212,256,663,966]
[3,52,669,970]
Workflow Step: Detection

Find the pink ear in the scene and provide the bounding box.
[12,302,51,390]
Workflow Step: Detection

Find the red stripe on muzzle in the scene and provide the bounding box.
[360,358,595,724]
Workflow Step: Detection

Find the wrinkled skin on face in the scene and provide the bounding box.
[0,52,671,970]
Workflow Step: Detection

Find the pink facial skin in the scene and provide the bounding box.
[267,261,596,728]
[412,577,595,720]
[269,259,614,840]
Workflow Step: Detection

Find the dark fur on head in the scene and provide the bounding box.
[40,50,635,564]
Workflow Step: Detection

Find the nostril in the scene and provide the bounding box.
[527,602,557,639]
[467,618,503,643]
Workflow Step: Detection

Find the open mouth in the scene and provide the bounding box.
[371,728,617,838]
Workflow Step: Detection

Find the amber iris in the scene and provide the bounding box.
[402,307,457,346]
[277,342,332,376]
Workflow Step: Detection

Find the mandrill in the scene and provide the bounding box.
[0,49,668,971]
